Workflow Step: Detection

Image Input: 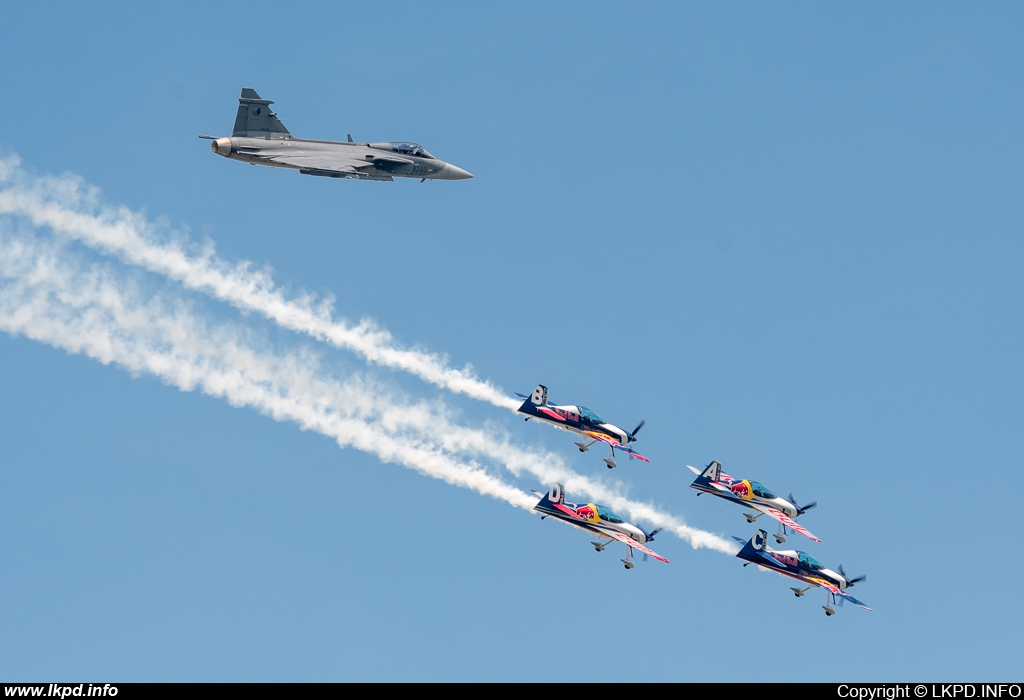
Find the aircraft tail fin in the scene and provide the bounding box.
[692,460,722,487]
[530,385,548,407]
[519,384,548,412]
[535,483,566,510]
[232,88,291,137]
[737,529,771,560]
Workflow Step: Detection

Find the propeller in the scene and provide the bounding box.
[789,493,817,516]
[646,527,662,542]
[629,420,646,441]
[839,564,867,586]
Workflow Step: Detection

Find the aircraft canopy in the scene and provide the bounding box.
[749,480,776,499]
[798,552,824,571]
[596,505,623,523]
[391,142,434,159]
[577,407,605,424]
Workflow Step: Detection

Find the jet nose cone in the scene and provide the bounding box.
[440,163,473,180]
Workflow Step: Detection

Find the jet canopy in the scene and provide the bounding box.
[577,406,605,425]
[595,505,623,523]
[391,142,434,159]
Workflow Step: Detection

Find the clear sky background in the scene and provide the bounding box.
[1,2,1022,682]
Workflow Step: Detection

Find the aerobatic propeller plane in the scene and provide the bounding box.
[734,529,871,616]
[516,385,648,468]
[200,88,474,182]
[688,461,821,543]
[532,484,668,569]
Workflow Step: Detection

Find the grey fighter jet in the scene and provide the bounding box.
[199,88,473,182]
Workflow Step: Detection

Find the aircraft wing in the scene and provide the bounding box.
[749,504,822,543]
[836,590,873,612]
[618,444,651,462]
[605,530,669,563]
[263,152,378,177]
[587,432,650,462]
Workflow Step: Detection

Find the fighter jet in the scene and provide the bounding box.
[199,88,473,182]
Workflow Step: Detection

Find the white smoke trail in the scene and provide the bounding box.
[0,155,519,410]
[0,157,738,554]
[0,228,536,511]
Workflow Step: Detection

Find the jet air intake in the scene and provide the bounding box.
[211,138,233,157]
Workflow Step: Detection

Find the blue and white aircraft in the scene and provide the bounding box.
[516,385,649,468]
[532,484,668,569]
[734,529,871,616]
[688,461,820,543]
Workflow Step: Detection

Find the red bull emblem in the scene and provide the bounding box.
[731,480,754,500]
[773,553,799,567]
[576,504,600,523]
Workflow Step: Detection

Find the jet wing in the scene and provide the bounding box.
[605,530,669,563]
[748,503,822,543]
[261,151,390,179]
[265,152,369,172]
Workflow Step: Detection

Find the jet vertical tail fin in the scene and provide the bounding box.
[232,88,291,137]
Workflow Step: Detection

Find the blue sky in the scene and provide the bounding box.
[1,2,1022,681]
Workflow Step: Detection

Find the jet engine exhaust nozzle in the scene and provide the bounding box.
[211,138,232,157]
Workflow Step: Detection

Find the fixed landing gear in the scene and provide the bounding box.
[823,605,836,616]
[774,523,789,544]
[604,458,617,469]
[621,559,635,570]
[591,540,609,552]
[791,586,811,598]
[744,512,763,524]
[575,439,597,453]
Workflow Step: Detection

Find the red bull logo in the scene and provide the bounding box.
[576,504,600,523]
[773,552,799,567]
[731,480,754,500]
